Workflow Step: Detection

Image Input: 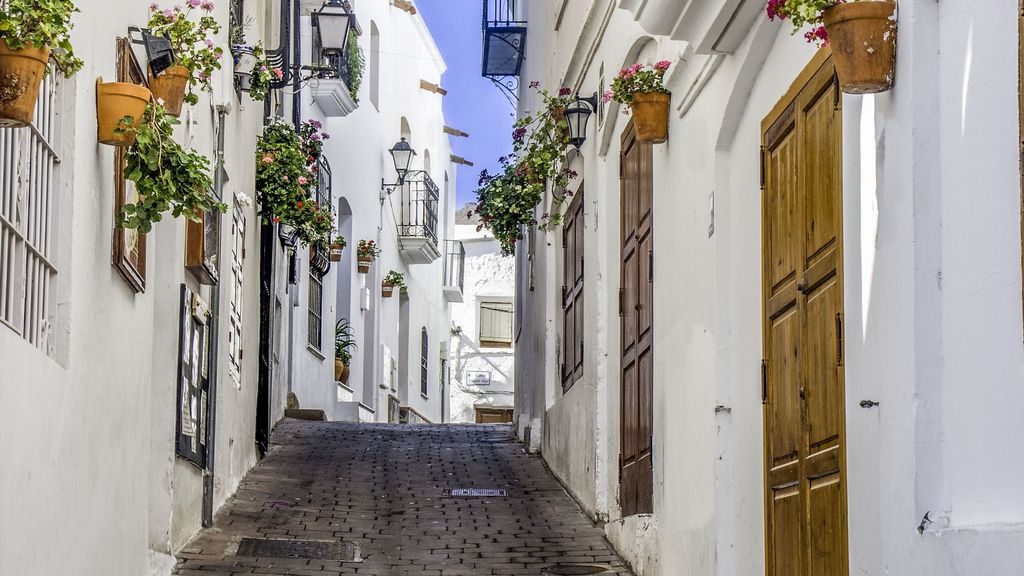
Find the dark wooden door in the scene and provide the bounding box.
[562,186,585,390]
[619,122,654,517]
[762,51,847,576]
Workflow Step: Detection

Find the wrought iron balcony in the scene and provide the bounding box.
[310,1,361,117]
[482,0,526,104]
[443,240,465,303]
[396,171,440,264]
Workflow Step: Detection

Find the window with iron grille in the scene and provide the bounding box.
[308,265,324,351]
[0,75,63,356]
[420,328,428,397]
[479,301,514,348]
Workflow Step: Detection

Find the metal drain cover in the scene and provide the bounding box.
[448,488,508,497]
[236,538,356,561]
[543,565,609,575]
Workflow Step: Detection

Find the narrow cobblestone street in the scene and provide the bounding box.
[174,421,632,576]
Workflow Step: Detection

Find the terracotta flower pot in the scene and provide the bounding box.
[357,256,371,274]
[334,358,347,382]
[330,242,344,262]
[96,79,152,146]
[823,1,897,94]
[0,40,51,128]
[382,283,395,298]
[631,92,671,144]
[340,362,350,384]
[149,64,189,116]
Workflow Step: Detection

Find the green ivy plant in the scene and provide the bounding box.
[148,1,224,105]
[243,43,280,102]
[0,0,84,76]
[346,28,364,103]
[334,318,357,364]
[255,117,334,249]
[474,83,577,255]
[117,101,225,232]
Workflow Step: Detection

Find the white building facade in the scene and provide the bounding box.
[448,204,515,423]
[512,1,1024,576]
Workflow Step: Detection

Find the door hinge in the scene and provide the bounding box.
[759,146,766,190]
[648,249,653,283]
[761,359,768,404]
[835,312,844,366]
[618,288,625,316]
[833,75,842,111]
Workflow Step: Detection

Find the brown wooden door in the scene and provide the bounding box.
[562,187,585,390]
[619,122,654,517]
[762,51,847,576]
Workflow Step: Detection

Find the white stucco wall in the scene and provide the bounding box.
[516,1,1024,575]
[448,224,515,423]
[0,0,272,574]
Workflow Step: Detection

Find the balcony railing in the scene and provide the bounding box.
[443,240,465,302]
[482,0,527,78]
[396,171,440,264]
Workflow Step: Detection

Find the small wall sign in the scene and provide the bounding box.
[466,370,492,386]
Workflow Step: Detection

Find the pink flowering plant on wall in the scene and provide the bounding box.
[603,61,672,108]
[148,1,224,105]
[766,0,842,46]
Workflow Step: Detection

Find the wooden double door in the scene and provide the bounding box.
[619,122,654,517]
[762,52,848,576]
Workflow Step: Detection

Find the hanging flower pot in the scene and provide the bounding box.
[149,64,189,117]
[631,92,671,144]
[381,282,395,298]
[95,79,152,146]
[357,256,371,273]
[823,1,897,94]
[0,40,51,128]
[330,240,345,262]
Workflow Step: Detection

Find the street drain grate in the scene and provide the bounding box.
[542,565,610,575]
[447,488,508,497]
[236,538,356,561]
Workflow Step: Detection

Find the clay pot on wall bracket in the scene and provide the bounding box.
[0,40,51,128]
[631,92,671,144]
[823,1,897,94]
[96,79,152,146]
[149,64,189,116]
[381,283,395,298]
[334,358,349,382]
[330,242,344,262]
[357,256,371,274]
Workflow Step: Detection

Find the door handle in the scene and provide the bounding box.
[797,281,807,294]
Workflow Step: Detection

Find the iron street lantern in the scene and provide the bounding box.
[389,137,416,184]
[564,94,599,149]
[312,0,354,55]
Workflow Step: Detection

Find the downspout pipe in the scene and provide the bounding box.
[203,107,228,527]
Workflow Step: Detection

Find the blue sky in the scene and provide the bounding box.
[417,0,514,207]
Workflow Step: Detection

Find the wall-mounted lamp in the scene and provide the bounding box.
[389,137,416,185]
[565,93,599,149]
[312,0,354,59]
[128,26,175,76]
[278,222,299,249]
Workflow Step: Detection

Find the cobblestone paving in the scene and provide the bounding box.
[174,420,634,576]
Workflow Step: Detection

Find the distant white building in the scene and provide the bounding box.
[448,203,515,423]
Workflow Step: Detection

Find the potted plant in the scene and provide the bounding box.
[255,118,334,248]
[0,0,84,127]
[474,83,578,255]
[147,1,223,116]
[334,318,357,383]
[767,0,897,94]
[233,42,281,100]
[115,101,226,231]
[96,79,153,146]
[604,61,673,144]
[329,235,347,262]
[381,270,405,298]
[357,239,380,273]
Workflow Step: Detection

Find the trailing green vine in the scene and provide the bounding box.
[346,28,364,103]
[0,0,83,76]
[473,84,577,255]
[117,101,225,232]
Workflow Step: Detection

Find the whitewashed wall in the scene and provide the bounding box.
[516,0,1024,575]
[449,223,515,423]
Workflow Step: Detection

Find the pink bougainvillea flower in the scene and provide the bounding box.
[262,154,274,164]
[602,90,614,103]
[654,60,672,71]
[200,0,214,10]
[512,127,527,141]
[766,0,787,20]
[298,176,308,185]
[804,25,829,45]
[273,67,284,80]
[558,87,572,96]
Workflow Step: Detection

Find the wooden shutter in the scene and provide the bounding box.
[761,50,847,576]
[619,122,654,517]
[562,187,585,389]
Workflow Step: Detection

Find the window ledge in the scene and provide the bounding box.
[307,344,326,361]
